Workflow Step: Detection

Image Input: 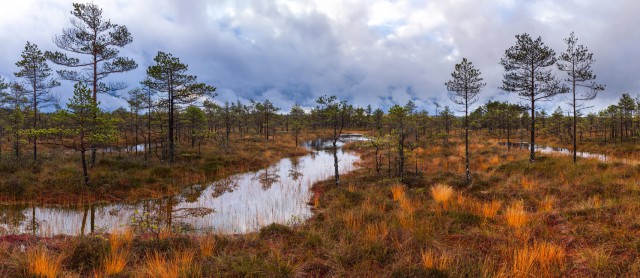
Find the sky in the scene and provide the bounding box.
[0,0,639,115]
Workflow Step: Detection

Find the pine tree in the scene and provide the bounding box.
[446,57,485,183]
[557,32,604,163]
[49,83,117,186]
[500,33,568,162]
[46,2,137,166]
[14,42,60,161]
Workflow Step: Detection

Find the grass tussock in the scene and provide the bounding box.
[26,247,63,278]
[199,234,217,258]
[479,200,502,219]
[140,251,199,278]
[505,200,528,229]
[508,242,566,277]
[101,231,133,276]
[538,196,555,213]
[421,249,452,272]
[430,184,454,209]
[390,183,405,200]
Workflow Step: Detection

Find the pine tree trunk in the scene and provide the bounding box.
[81,149,90,186]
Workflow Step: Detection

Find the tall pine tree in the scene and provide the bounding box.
[500,33,568,162]
[557,32,605,163]
[446,57,485,183]
[46,2,137,166]
[14,42,60,161]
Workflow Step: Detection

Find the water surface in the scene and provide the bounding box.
[501,141,638,164]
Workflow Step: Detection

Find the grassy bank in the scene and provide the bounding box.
[0,132,332,205]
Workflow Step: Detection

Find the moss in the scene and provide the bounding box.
[259,223,294,239]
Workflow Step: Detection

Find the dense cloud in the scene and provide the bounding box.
[0,0,639,114]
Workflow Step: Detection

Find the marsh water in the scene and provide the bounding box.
[0,136,364,236]
[501,141,638,164]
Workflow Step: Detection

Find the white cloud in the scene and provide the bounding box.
[0,0,638,114]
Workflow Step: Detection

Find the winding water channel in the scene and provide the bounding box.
[0,136,364,236]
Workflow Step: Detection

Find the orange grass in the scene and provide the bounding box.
[480,200,503,219]
[364,222,389,242]
[505,201,528,229]
[520,176,535,191]
[103,250,128,276]
[489,155,500,165]
[199,235,217,258]
[510,242,565,277]
[430,184,454,209]
[398,196,416,215]
[27,247,62,278]
[390,184,406,200]
[538,196,555,213]
[421,249,452,271]
[101,230,133,276]
[344,211,363,231]
[398,211,415,229]
[140,251,196,278]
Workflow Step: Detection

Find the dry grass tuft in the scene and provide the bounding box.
[140,251,198,278]
[313,194,320,209]
[141,252,179,278]
[390,184,406,200]
[103,250,128,276]
[421,249,452,271]
[505,201,528,229]
[398,196,416,215]
[344,211,363,231]
[26,247,62,278]
[578,247,611,274]
[538,196,555,213]
[534,242,565,271]
[199,235,217,258]
[489,156,500,165]
[430,184,454,209]
[398,211,415,229]
[480,200,502,219]
[591,195,602,208]
[520,176,535,191]
[455,194,467,208]
[511,242,565,277]
[101,230,133,276]
[364,222,389,242]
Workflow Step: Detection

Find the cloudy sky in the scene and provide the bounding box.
[0,0,638,114]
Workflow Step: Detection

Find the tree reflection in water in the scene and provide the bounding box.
[288,157,303,181]
[257,166,280,190]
